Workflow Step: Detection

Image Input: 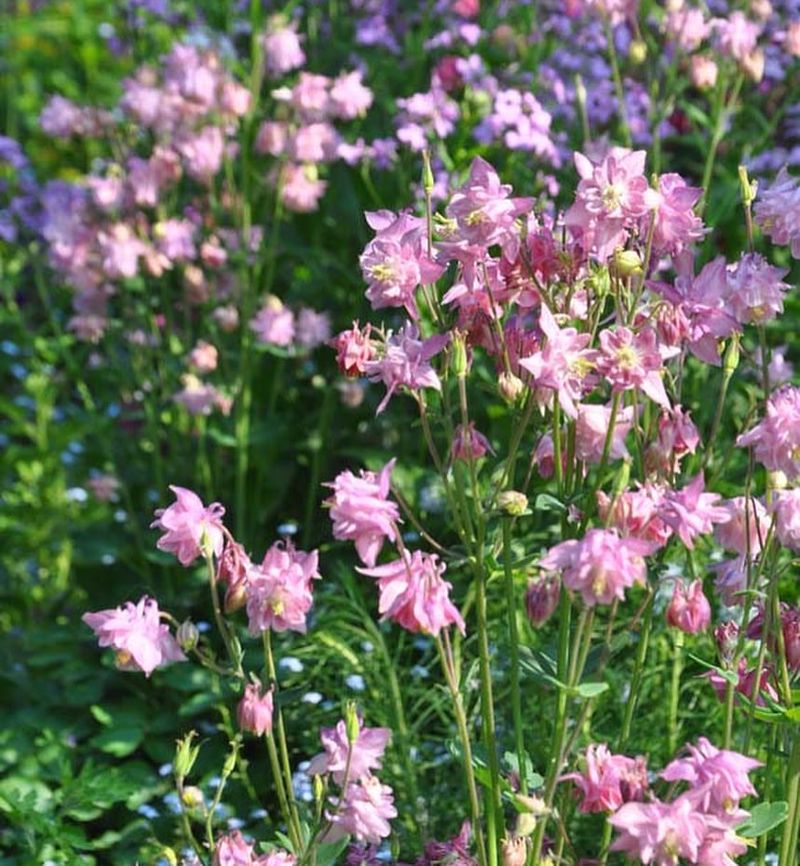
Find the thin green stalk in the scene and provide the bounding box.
[263,631,303,846]
[779,733,800,866]
[530,591,572,866]
[503,518,526,796]
[603,17,632,147]
[667,630,684,756]
[435,634,488,866]
[617,592,654,751]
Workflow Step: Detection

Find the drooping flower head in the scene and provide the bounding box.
[331,321,376,377]
[324,777,397,844]
[359,550,466,636]
[307,716,392,784]
[661,737,762,814]
[82,596,186,676]
[562,743,649,813]
[363,323,449,414]
[246,541,321,634]
[736,386,800,479]
[666,579,712,634]
[540,529,655,606]
[325,459,401,567]
[151,486,226,566]
[237,681,275,736]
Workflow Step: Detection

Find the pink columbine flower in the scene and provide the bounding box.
[652,257,738,366]
[245,541,321,634]
[263,21,306,76]
[87,474,120,502]
[213,831,292,866]
[359,210,443,318]
[708,658,779,707]
[575,402,634,464]
[280,164,328,213]
[329,70,374,120]
[648,173,706,258]
[725,254,789,325]
[525,573,561,627]
[597,485,672,547]
[325,459,401,567]
[713,12,761,62]
[665,7,710,50]
[563,744,649,813]
[540,529,655,607]
[363,323,449,414]
[446,156,532,247]
[151,485,226,566]
[82,596,186,677]
[296,307,332,350]
[690,55,719,89]
[771,489,800,551]
[173,375,227,417]
[565,147,656,262]
[597,327,670,408]
[646,406,700,475]
[609,792,709,866]
[452,423,493,462]
[237,682,274,736]
[657,474,731,550]
[736,386,800,479]
[188,340,218,374]
[666,579,712,634]
[519,304,599,418]
[711,557,749,608]
[307,717,392,783]
[250,296,296,347]
[331,322,376,377]
[358,550,466,636]
[325,777,397,844]
[661,737,762,814]
[714,497,770,556]
[754,167,800,258]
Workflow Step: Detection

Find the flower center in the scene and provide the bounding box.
[615,345,640,369]
[602,182,625,211]
[368,262,395,284]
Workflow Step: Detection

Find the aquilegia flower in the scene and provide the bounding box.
[83,596,185,676]
[151,485,226,566]
[307,716,392,783]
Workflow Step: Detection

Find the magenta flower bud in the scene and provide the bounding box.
[715,620,740,666]
[237,682,274,736]
[783,608,800,671]
[666,579,711,634]
[330,321,375,377]
[525,574,561,628]
[452,422,493,462]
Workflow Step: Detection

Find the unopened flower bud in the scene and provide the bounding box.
[516,794,548,817]
[313,773,325,803]
[177,619,199,652]
[498,491,529,516]
[237,682,274,736]
[629,39,647,64]
[611,248,643,278]
[174,730,200,780]
[741,48,765,83]
[222,741,240,778]
[181,785,205,809]
[345,701,361,744]
[666,579,711,634]
[451,332,469,378]
[526,574,561,628]
[499,371,525,404]
[738,165,757,206]
[715,620,739,667]
[422,149,435,195]
[722,335,740,378]
[516,812,537,837]
[769,470,788,490]
[502,836,527,866]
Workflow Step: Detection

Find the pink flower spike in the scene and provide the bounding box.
[325,460,401,567]
[82,596,186,677]
[151,486,226,566]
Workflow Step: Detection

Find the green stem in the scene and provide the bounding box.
[617,592,654,751]
[503,518,526,796]
[603,18,632,147]
[779,733,800,866]
[667,629,684,756]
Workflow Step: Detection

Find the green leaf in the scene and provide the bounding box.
[572,681,609,699]
[89,725,143,757]
[314,836,351,866]
[533,494,566,513]
[736,801,789,837]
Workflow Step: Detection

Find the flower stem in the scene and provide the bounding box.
[503,518,527,796]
